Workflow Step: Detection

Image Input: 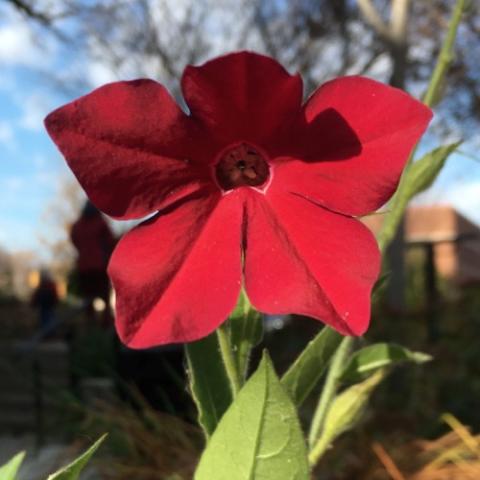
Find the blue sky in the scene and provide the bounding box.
[0,70,70,252]
[0,65,65,252]
[0,3,479,258]
[0,5,89,255]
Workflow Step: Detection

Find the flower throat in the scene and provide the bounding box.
[215,143,270,191]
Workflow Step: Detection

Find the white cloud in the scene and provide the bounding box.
[0,22,43,67]
[34,171,58,186]
[0,121,14,145]
[0,218,39,253]
[443,182,480,224]
[87,62,119,88]
[0,6,57,68]
[1,176,24,191]
[18,93,52,131]
[0,72,15,91]
[32,154,47,170]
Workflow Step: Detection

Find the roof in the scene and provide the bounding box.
[362,205,480,243]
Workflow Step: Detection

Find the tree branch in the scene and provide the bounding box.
[357,0,390,40]
[390,0,410,46]
[4,0,53,25]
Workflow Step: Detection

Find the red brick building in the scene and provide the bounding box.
[363,205,480,285]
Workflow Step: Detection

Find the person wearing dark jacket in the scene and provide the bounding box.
[71,201,116,324]
[31,269,59,332]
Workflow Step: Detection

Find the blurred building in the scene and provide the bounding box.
[0,247,13,295]
[363,205,480,285]
[6,251,39,299]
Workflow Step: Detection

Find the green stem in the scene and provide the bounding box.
[422,0,466,108]
[308,336,354,448]
[308,434,331,467]
[378,0,465,251]
[217,323,241,398]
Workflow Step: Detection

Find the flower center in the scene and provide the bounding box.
[215,143,270,191]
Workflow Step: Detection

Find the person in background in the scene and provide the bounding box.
[31,269,59,334]
[71,200,116,325]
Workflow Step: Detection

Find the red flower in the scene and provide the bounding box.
[45,52,432,348]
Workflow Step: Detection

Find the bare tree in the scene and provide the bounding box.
[6,0,477,131]
[38,177,85,278]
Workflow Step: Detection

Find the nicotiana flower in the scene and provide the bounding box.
[45,52,432,348]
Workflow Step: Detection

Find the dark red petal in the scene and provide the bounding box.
[244,188,380,335]
[273,76,433,216]
[109,190,243,347]
[181,51,303,148]
[45,80,216,220]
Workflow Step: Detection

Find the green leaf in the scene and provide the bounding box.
[47,434,107,480]
[229,289,263,379]
[340,343,432,383]
[378,141,461,252]
[195,353,310,480]
[185,333,233,439]
[0,451,25,480]
[309,370,385,465]
[281,326,343,406]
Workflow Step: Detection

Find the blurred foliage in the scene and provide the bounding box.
[79,391,202,480]
[369,282,480,436]
[365,414,480,480]
[312,386,480,479]
[70,325,116,378]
